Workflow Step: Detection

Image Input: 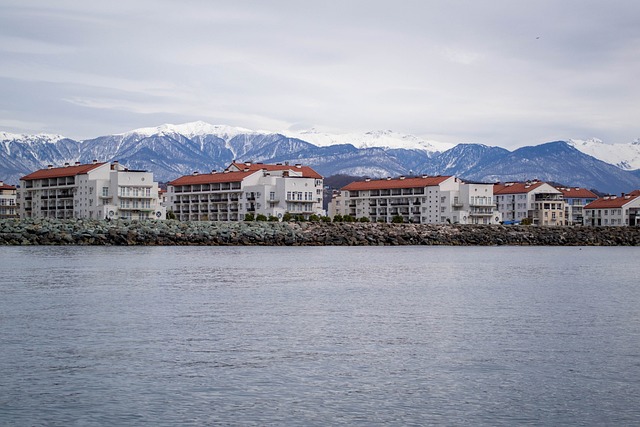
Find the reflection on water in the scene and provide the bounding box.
[1,246,639,425]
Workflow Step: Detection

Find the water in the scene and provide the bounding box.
[1,246,639,426]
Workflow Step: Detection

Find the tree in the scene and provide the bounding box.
[166,210,176,220]
[359,217,370,223]
[282,212,293,222]
[244,213,255,221]
[392,215,404,223]
[256,214,268,221]
[333,214,344,223]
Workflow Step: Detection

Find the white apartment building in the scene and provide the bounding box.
[494,181,566,225]
[167,162,324,221]
[557,187,598,225]
[0,181,17,219]
[584,191,640,226]
[330,175,501,224]
[19,161,165,220]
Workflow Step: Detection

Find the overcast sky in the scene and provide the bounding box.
[1,0,638,148]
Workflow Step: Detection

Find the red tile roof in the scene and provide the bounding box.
[0,183,16,190]
[557,187,598,199]
[585,194,640,209]
[494,182,546,194]
[342,176,452,191]
[168,171,255,186]
[229,162,323,179]
[21,163,106,181]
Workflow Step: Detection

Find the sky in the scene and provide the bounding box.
[0,0,639,149]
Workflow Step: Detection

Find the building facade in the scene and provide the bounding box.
[19,161,165,220]
[167,162,324,221]
[584,191,640,226]
[557,187,598,225]
[494,181,566,225]
[330,176,501,224]
[0,181,17,219]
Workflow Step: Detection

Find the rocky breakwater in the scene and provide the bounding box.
[1,219,640,246]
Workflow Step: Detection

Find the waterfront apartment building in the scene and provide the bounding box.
[0,181,17,219]
[557,187,598,225]
[19,161,165,220]
[167,162,324,221]
[494,181,566,225]
[330,175,502,224]
[583,191,640,226]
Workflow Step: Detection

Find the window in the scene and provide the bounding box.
[102,187,109,197]
[270,192,276,200]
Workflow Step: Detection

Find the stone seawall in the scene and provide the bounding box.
[1,219,639,246]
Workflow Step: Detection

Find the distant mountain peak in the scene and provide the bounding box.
[567,138,640,170]
[120,121,258,140]
[281,128,455,153]
[0,131,66,144]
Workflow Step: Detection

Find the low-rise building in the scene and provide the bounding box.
[330,175,501,224]
[494,181,566,225]
[18,161,165,220]
[557,187,598,225]
[583,191,640,226]
[167,162,324,221]
[0,181,18,219]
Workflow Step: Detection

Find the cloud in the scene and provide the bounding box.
[0,0,639,147]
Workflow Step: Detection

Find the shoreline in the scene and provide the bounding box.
[1,219,639,246]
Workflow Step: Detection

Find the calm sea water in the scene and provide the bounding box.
[1,246,639,426]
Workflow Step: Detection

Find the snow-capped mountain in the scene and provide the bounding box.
[2,122,640,194]
[282,128,454,153]
[568,138,640,170]
[121,121,259,140]
[460,141,640,195]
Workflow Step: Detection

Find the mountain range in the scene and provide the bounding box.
[2,121,640,195]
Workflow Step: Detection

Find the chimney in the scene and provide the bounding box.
[64,163,69,167]
[0,181,3,186]
[211,170,216,174]
[399,176,405,180]
[387,177,391,180]
[422,175,428,179]
[193,171,199,176]
[365,177,371,182]
[47,165,53,169]
[75,161,81,166]
[243,168,249,172]
[92,159,98,164]
[244,162,251,166]
[295,164,302,168]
